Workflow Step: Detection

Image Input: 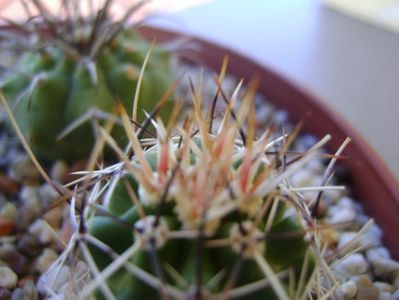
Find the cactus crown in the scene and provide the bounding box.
[21,62,364,300]
[2,0,146,59]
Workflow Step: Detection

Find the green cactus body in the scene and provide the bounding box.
[33,66,348,299]
[2,18,175,162]
[81,114,323,299]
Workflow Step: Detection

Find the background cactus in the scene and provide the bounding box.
[0,0,175,162]
[31,70,357,299]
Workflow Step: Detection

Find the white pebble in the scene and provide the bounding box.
[336,196,356,210]
[0,243,15,259]
[289,169,314,187]
[273,109,289,124]
[35,248,58,274]
[323,189,342,203]
[0,266,18,288]
[255,101,274,122]
[338,232,357,249]
[0,202,18,219]
[336,280,357,299]
[333,254,369,280]
[337,228,382,251]
[29,219,56,244]
[299,134,319,149]
[370,256,399,278]
[366,224,383,242]
[366,247,391,261]
[353,275,379,299]
[374,281,394,293]
[379,291,393,300]
[329,206,356,224]
[38,183,59,208]
[356,213,371,226]
[305,158,324,173]
[9,154,40,184]
[19,185,40,203]
[50,160,69,182]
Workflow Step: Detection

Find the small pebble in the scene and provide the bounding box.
[379,291,392,300]
[305,157,325,173]
[10,282,38,300]
[338,232,358,250]
[29,219,56,245]
[352,275,379,300]
[336,280,357,299]
[0,244,14,260]
[369,256,399,279]
[14,209,36,233]
[366,247,391,261]
[338,228,382,252]
[273,109,289,124]
[15,281,38,300]
[374,281,394,293]
[5,251,30,276]
[50,160,69,183]
[0,217,15,236]
[0,203,17,220]
[17,234,42,258]
[0,287,11,300]
[17,275,36,288]
[289,169,314,187]
[38,183,59,208]
[323,189,342,203]
[34,248,58,274]
[0,266,18,289]
[254,102,274,124]
[10,288,23,300]
[337,196,357,209]
[333,254,368,280]
[8,155,40,185]
[356,213,370,227]
[19,186,40,208]
[329,206,356,224]
[361,224,383,248]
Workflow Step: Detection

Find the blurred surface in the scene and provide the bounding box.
[148,0,399,179]
[323,0,399,34]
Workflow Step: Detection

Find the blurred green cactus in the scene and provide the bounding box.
[0,1,174,162]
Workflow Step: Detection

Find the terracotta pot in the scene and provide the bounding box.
[139,26,399,258]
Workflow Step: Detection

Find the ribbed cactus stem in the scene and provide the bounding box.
[26,70,357,299]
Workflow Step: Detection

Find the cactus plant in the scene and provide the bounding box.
[0,0,175,162]
[26,68,361,300]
